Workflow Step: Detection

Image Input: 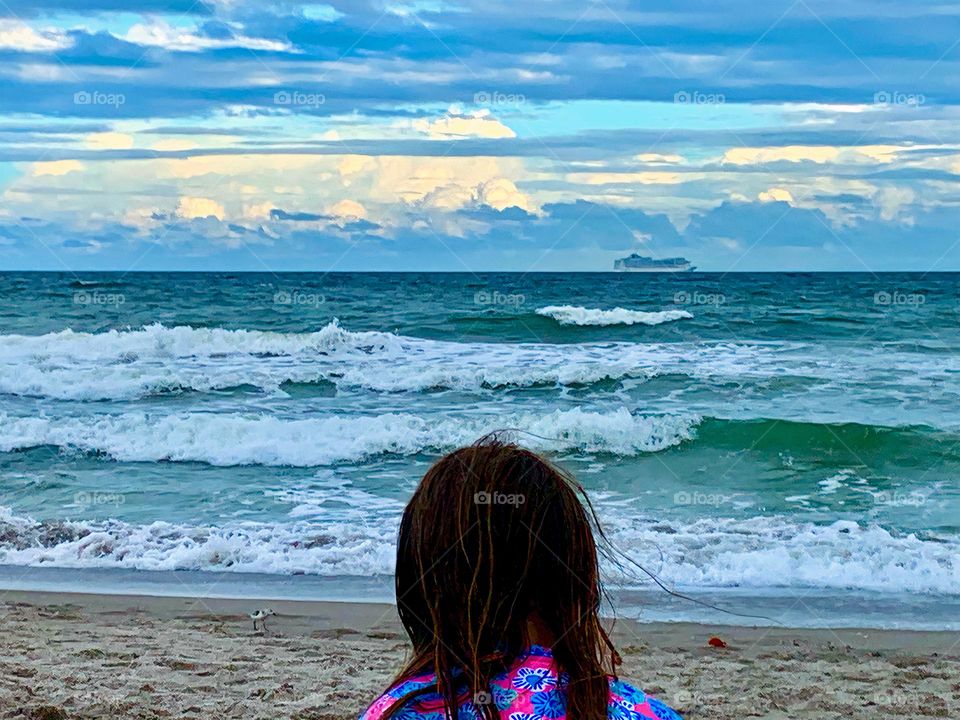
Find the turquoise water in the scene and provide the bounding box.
[1,272,958,627]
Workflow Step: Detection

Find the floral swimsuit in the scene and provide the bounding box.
[361,645,682,720]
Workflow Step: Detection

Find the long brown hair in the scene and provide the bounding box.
[385,435,620,720]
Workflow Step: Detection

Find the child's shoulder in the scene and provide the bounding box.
[361,665,683,720]
[607,677,683,720]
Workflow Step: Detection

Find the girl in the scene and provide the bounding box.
[361,438,683,720]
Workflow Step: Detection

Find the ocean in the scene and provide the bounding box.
[1,271,958,629]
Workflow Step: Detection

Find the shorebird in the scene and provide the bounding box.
[250,608,276,632]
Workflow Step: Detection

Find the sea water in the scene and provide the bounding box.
[1,272,958,628]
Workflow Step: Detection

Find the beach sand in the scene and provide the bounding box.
[1,589,958,719]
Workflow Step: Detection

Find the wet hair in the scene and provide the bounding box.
[384,435,620,720]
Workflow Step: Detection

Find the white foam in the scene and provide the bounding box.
[0,505,398,576]
[0,321,788,400]
[1,504,957,595]
[0,407,698,466]
[604,515,960,595]
[3,322,959,416]
[536,305,693,326]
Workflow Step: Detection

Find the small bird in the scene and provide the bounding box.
[250,608,276,632]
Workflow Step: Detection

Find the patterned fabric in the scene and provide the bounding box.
[360,646,682,720]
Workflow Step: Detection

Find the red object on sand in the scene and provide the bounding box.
[708,636,727,648]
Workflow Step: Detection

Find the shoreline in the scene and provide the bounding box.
[3,565,960,632]
[2,588,958,719]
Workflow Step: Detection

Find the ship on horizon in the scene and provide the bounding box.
[614,253,696,272]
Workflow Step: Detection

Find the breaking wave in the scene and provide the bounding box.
[1,505,956,595]
[536,305,693,326]
[0,408,699,466]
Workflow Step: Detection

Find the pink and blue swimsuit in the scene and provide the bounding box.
[361,645,682,720]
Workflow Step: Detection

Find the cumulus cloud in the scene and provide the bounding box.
[327,199,367,219]
[413,110,516,140]
[758,187,795,204]
[478,178,534,212]
[176,196,225,220]
[421,184,477,210]
[242,201,276,220]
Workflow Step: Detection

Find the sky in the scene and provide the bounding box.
[1,0,959,271]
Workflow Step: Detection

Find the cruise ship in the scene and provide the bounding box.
[614,253,696,272]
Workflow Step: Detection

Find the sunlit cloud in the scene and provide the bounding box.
[0,19,71,52]
[123,20,292,53]
[176,196,225,220]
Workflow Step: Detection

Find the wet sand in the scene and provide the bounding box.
[1,589,958,719]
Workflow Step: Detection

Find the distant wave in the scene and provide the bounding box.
[2,322,958,414]
[536,305,693,326]
[2,504,956,595]
[0,321,794,400]
[0,408,698,466]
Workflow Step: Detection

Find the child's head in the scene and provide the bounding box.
[394,435,617,720]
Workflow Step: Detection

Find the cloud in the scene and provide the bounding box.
[0,19,71,52]
[477,177,533,212]
[413,111,516,140]
[242,201,275,220]
[176,196,225,220]
[327,199,366,219]
[32,160,84,176]
[123,20,292,53]
[151,139,198,152]
[683,200,828,249]
[421,183,477,210]
[722,145,905,166]
[875,186,916,221]
[758,187,795,204]
[2,2,959,270]
[635,153,684,164]
[566,171,685,186]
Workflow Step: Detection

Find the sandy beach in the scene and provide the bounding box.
[1,589,957,720]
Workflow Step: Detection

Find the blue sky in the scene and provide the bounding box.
[1,0,959,270]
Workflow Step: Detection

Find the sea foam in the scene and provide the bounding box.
[536,305,693,326]
[0,321,787,400]
[1,505,956,596]
[0,407,698,466]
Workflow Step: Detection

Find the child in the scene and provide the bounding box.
[361,437,682,720]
